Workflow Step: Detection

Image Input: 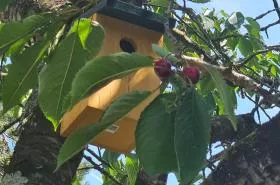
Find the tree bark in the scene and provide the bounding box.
[5,106,83,185]
[136,169,168,185]
[203,113,280,185]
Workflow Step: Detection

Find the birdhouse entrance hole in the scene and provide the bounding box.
[119,38,136,53]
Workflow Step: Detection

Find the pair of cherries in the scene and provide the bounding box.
[154,58,200,84]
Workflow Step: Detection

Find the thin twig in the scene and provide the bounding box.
[172,28,214,63]
[260,20,280,31]
[83,155,123,185]
[245,92,272,121]
[77,166,95,171]
[0,117,21,135]
[237,49,273,67]
[254,8,280,20]
[86,147,111,168]
[236,45,280,67]
[180,54,280,107]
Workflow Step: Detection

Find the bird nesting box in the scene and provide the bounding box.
[60,0,173,153]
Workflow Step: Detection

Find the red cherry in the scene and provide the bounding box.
[154,59,173,81]
[183,66,200,84]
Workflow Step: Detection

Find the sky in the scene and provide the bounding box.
[84,0,280,184]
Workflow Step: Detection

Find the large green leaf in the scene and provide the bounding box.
[174,89,211,184]
[56,91,151,170]
[70,53,153,107]
[136,94,177,175]
[3,41,50,112]
[206,67,237,129]
[227,12,245,28]
[0,0,14,10]
[0,15,49,50]
[3,21,63,112]
[39,33,88,128]
[70,18,105,58]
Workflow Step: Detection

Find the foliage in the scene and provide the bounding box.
[102,152,140,185]
[1,0,280,184]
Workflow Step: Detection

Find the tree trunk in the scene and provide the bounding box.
[136,170,167,185]
[5,106,83,185]
[203,113,280,185]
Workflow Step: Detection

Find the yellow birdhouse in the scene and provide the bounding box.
[60,0,174,153]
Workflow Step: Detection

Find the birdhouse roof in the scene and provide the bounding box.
[99,0,175,33]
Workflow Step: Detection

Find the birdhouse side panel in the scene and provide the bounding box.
[93,116,137,153]
[60,97,91,136]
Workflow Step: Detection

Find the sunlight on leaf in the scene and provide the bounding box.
[70,53,153,108]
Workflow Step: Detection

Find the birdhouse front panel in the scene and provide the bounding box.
[60,11,164,152]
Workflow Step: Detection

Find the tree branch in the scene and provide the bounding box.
[272,0,280,20]
[172,28,214,63]
[236,44,280,67]
[254,8,280,21]
[211,114,258,144]
[260,19,280,32]
[83,155,123,185]
[180,54,280,107]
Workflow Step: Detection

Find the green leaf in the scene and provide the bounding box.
[206,67,237,129]
[151,0,168,7]
[152,44,178,63]
[56,91,151,170]
[3,21,63,112]
[200,15,215,30]
[245,17,261,39]
[5,37,29,57]
[70,53,153,107]
[227,12,244,28]
[271,65,277,77]
[151,0,168,13]
[163,34,174,51]
[0,0,14,10]
[70,19,105,58]
[136,94,177,175]
[125,156,139,185]
[226,37,239,51]
[39,33,88,128]
[102,150,121,170]
[174,89,211,184]
[0,15,49,50]
[100,91,151,125]
[204,9,215,17]
[203,93,216,114]
[238,37,253,57]
[3,40,50,112]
